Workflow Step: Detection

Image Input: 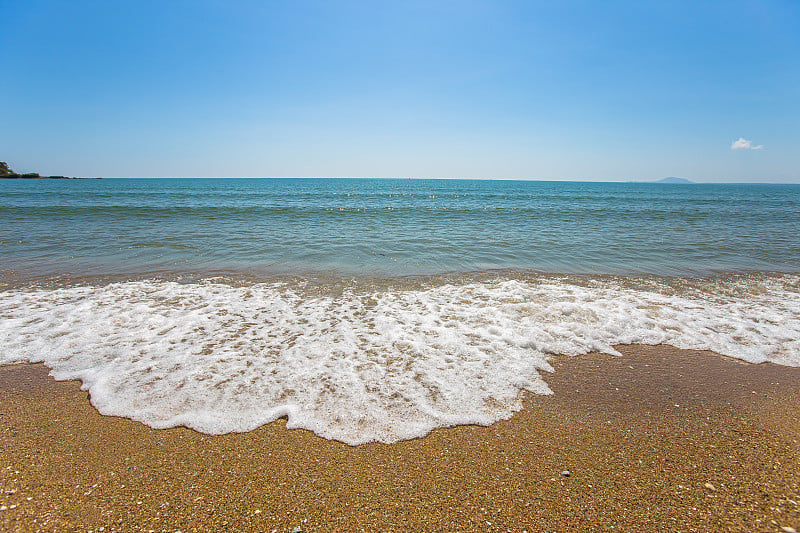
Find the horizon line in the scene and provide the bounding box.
[51,176,800,184]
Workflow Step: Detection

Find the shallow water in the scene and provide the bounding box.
[2,178,799,280]
[1,178,799,443]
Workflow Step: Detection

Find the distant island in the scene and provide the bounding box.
[655,177,694,184]
[0,161,73,179]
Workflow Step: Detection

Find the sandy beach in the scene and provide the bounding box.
[1,344,798,532]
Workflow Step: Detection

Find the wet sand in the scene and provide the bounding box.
[1,344,799,532]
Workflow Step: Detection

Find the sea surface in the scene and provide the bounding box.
[1,178,799,443]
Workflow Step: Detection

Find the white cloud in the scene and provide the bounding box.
[731,137,764,150]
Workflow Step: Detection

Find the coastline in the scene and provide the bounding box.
[2,344,798,532]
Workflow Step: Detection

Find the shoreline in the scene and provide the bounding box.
[1,267,796,292]
[2,344,798,532]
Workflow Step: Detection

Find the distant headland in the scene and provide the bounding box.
[655,177,694,184]
[0,161,76,179]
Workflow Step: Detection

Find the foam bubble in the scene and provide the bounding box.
[1,274,798,444]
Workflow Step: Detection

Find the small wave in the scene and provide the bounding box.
[125,242,198,250]
[1,273,798,444]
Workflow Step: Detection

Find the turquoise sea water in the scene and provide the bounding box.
[2,178,799,444]
[2,178,799,282]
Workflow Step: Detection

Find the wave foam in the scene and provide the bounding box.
[1,275,798,444]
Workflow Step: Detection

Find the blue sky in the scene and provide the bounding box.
[1,0,798,181]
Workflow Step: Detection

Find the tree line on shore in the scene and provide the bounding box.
[0,161,70,179]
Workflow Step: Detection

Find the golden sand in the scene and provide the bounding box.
[1,345,799,532]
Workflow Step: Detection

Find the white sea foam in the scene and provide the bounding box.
[1,274,798,444]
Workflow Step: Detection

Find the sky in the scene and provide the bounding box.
[1,0,798,182]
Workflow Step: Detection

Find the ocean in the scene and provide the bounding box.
[1,178,799,444]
